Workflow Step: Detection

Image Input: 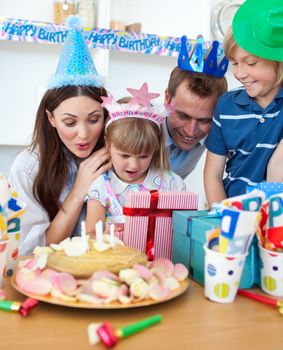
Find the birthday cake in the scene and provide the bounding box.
[47,239,147,278]
[14,234,189,306]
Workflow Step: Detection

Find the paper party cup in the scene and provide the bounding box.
[259,244,283,297]
[0,240,9,288]
[5,232,20,277]
[204,244,247,303]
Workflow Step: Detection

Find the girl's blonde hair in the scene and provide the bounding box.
[224,27,283,87]
[105,118,169,173]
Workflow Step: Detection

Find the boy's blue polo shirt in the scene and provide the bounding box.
[205,87,283,197]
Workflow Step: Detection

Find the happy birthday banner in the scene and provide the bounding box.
[0,17,212,57]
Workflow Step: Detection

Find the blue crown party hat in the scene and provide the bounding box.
[178,36,229,78]
[48,16,103,89]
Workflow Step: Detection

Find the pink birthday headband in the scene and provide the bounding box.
[102,83,167,128]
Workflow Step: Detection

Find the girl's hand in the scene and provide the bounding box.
[46,148,110,245]
[72,147,111,200]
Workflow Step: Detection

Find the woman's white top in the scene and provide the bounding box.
[9,148,84,255]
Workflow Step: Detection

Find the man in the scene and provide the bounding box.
[163,40,228,179]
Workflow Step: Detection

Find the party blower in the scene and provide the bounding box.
[88,314,162,347]
[238,289,283,315]
[0,297,39,316]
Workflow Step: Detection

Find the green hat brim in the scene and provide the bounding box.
[232,0,283,62]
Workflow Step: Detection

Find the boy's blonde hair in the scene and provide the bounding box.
[105,118,169,173]
[224,27,283,87]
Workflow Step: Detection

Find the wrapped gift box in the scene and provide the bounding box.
[123,191,198,260]
[172,210,208,269]
[172,210,260,289]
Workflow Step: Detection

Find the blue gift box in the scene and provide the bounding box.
[172,210,260,289]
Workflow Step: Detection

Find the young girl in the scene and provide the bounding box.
[85,83,186,235]
[204,0,283,207]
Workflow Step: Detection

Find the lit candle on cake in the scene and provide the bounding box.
[95,220,104,245]
[110,224,115,246]
[80,221,89,250]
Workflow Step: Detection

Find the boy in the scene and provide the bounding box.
[204,0,283,207]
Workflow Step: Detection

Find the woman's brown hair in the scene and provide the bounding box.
[30,85,108,220]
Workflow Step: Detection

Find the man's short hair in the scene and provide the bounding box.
[167,67,228,100]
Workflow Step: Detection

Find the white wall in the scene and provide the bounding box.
[0,0,240,208]
[110,0,212,38]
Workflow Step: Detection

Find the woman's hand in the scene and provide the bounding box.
[45,147,110,245]
[72,147,111,201]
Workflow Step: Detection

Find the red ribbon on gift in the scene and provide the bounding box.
[123,190,172,260]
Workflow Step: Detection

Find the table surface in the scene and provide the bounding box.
[1,277,282,350]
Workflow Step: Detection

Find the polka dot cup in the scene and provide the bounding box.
[0,240,9,288]
[5,232,20,277]
[259,244,283,297]
[204,244,247,303]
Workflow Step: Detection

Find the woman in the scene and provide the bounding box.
[9,86,110,255]
[9,16,111,255]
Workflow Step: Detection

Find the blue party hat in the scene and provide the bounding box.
[48,16,103,89]
[178,36,229,78]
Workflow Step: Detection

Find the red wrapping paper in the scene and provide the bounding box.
[123,191,198,260]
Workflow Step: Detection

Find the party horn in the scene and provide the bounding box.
[115,313,162,338]
[238,289,283,315]
[0,298,38,317]
[88,314,162,347]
